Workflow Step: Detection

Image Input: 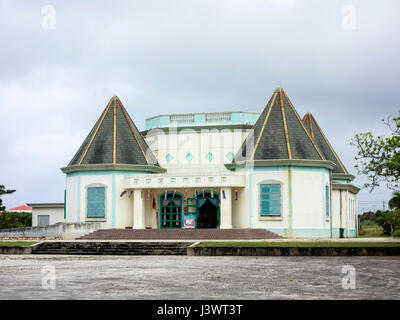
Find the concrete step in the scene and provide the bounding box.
[32,241,192,255]
[79,228,282,240]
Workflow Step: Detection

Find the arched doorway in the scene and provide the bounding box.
[158,192,184,229]
[196,191,220,228]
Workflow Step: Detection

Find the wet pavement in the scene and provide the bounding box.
[0,255,399,299]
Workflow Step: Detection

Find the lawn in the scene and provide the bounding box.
[359,223,388,238]
[0,241,38,247]
[195,241,400,247]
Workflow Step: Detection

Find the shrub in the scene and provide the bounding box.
[0,211,32,229]
[393,229,400,238]
[376,210,400,236]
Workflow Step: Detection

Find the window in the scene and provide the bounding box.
[260,184,281,216]
[325,185,330,218]
[87,187,106,218]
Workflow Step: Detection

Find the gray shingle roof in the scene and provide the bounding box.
[302,112,348,174]
[68,96,160,167]
[234,88,324,162]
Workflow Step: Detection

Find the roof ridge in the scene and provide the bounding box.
[116,96,150,165]
[279,89,292,159]
[79,97,113,165]
[282,91,324,160]
[250,90,278,160]
[306,112,348,174]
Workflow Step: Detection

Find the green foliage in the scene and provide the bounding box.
[0,212,32,229]
[389,191,400,210]
[0,185,16,211]
[376,210,400,236]
[393,229,400,238]
[351,113,400,191]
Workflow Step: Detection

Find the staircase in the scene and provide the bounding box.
[32,241,192,255]
[79,228,282,240]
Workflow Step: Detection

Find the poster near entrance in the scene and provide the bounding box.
[183,214,196,228]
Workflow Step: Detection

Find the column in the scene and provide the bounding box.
[133,189,145,229]
[220,187,232,229]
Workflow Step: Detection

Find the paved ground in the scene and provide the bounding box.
[0,255,399,299]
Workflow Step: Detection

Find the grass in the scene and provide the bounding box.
[195,241,400,248]
[0,241,38,247]
[359,223,389,238]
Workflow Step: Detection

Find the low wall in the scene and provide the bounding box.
[0,222,102,240]
[187,246,400,256]
[0,244,39,254]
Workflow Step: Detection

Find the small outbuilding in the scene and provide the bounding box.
[27,203,64,227]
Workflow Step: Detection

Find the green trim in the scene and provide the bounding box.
[333,179,349,184]
[158,191,184,229]
[196,190,220,228]
[332,173,355,182]
[61,164,166,174]
[226,159,336,171]
[77,175,81,223]
[67,171,146,177]
[332,183,360,194]
[142,124,253,137]
[288,167,293,237]
[63,189,66,220]
[112,173,116,228]
[249,173,253,228]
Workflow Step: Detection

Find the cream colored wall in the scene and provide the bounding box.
[32,207,64,226]
[291,169,329,230]
[234,168,331,236]
[146,128,250,168]
[114,175,133,228]
[65,175,78,224]
[331,189,358,236]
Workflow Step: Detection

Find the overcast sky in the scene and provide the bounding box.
[1,0,399,212]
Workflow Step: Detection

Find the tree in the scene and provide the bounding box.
[376,210,400,236]
[351,112,400,191]
[0,185,16,211]
[389,191,400,210]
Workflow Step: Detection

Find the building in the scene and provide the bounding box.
[61,88,359,238]
[27,203,64,227]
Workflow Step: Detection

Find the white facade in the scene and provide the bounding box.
[63,110,359,238]
[28,204,64,227]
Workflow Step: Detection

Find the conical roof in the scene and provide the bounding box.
[302,112,348,174]
[234,88,324,162]
[68,96,159,167]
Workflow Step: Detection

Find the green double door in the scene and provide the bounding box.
[159,192,220,229]
[186,193,220,228]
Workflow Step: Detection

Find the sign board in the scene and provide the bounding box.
[183,214,196,228]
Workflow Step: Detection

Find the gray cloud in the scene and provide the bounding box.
[1,0,399,211]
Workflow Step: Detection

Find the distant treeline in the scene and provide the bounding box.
[0,211,32,229]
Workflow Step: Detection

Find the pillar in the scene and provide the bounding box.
[133,189,145,229]
[220,187,232,229]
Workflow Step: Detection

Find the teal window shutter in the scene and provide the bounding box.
[260,184,281,216]
[325,185,330,217]
[87,187,106,218]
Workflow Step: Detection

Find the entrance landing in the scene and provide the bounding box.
[79,228,282,240]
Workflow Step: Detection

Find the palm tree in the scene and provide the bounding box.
[388,191,400,210]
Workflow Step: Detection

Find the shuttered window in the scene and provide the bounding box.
[87,187,106,218]
[260,184,281,216]
[325,185,330,218]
